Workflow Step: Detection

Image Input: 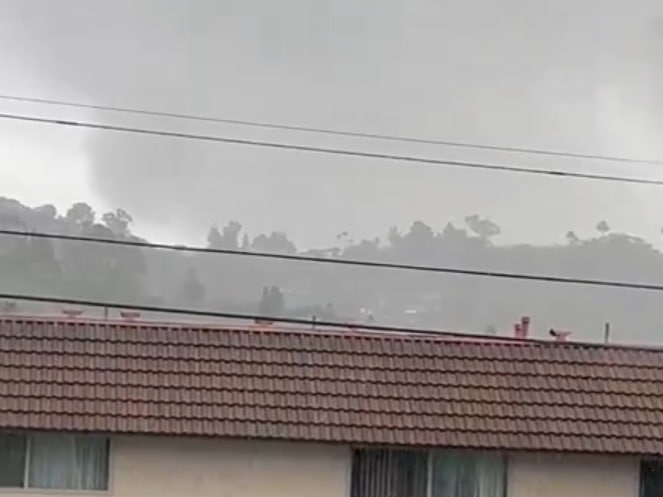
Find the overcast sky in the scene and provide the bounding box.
[1,0,662,248]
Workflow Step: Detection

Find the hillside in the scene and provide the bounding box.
[1,197,661,344]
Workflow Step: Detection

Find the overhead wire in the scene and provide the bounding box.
[0,93,661,166]
[0,292,471,338]
[0,291,635,348]
[2,98,659,342]
[1,112,663,187]
[3,229,663,292]
[0,292,656,350]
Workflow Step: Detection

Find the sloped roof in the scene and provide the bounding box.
[0,316,662,455]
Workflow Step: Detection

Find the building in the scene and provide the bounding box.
[0,315,660,497]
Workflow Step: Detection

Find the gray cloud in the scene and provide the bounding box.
[2,0,663,247]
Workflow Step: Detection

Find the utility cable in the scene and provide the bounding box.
[3,229,663,292]
[0,291,621,347]
[1,112,662,186]
[0,93,660,166]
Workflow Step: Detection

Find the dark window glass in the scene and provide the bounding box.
[641,460,663,497]
[0,434,27,487]
[351,449,428,497]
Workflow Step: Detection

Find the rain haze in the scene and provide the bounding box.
[1,0,662,245]
[3,4,663,495]
[0,1,663,342]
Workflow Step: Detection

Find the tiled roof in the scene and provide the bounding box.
[0,316,662,455]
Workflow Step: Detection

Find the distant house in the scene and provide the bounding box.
[0,315,661,497]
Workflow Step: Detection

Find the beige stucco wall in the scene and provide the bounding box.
[508,452,640,497]
[0,433,643,497]
[1,435,351,497]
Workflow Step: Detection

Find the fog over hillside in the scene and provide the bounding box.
[1,2,663,343]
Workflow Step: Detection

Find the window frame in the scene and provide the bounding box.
[350,447,509,497]
[0,432,111,493]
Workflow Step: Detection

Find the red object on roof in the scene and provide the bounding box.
[0,316,662,455]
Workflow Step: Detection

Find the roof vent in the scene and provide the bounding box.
[514,316,530,339]
[62,309,83,318]
[120,311,140,321]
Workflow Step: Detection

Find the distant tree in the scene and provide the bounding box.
[0,213,26,229]
[208,221,243,249]
[408,221,435,244]
[0,235,56,293]
[387,226,401,246]
[258,285,285,317]
[596,220,610,236]
[269,286,285,316]
[337,231,353,247]
[442,222,469,240]
[101,209,133,237]
[252,232,296,254]
[61,222,146,301]
[343,238,380,259]
[12,192,663,345]
[65,202,95,229]
[34,204,57,221]
[465,215,501,240]
[207,225,223,248]
[223,221,242,248]
[258,287,269,315]
[241,234,250,250]
[0,301,18,313]
[566,230,580,245]
[179,267,206,306]
[26,236,62,288]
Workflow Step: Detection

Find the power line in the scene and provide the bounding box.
[1,112,663,187]
[0,93,661,166]
[0,291,626,348]
[0,292,655,351]
[4,229,663,292]
[0,293,493,340]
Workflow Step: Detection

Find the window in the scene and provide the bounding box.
[0,433,109,491]
[641,460,663,497]
[351,448,506,497]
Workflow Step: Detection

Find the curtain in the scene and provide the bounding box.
[351,449,428,497]
[27,434,108,490]
[431,451,505,497]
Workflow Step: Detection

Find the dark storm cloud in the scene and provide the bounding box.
[1,0,663,246]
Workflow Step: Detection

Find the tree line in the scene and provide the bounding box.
[1,196,661,344]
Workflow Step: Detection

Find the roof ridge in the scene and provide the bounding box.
[0,314,661,353]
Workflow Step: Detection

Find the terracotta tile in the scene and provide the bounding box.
[0,317,663,454]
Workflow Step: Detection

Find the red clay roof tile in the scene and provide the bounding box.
[0,316,662,454]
